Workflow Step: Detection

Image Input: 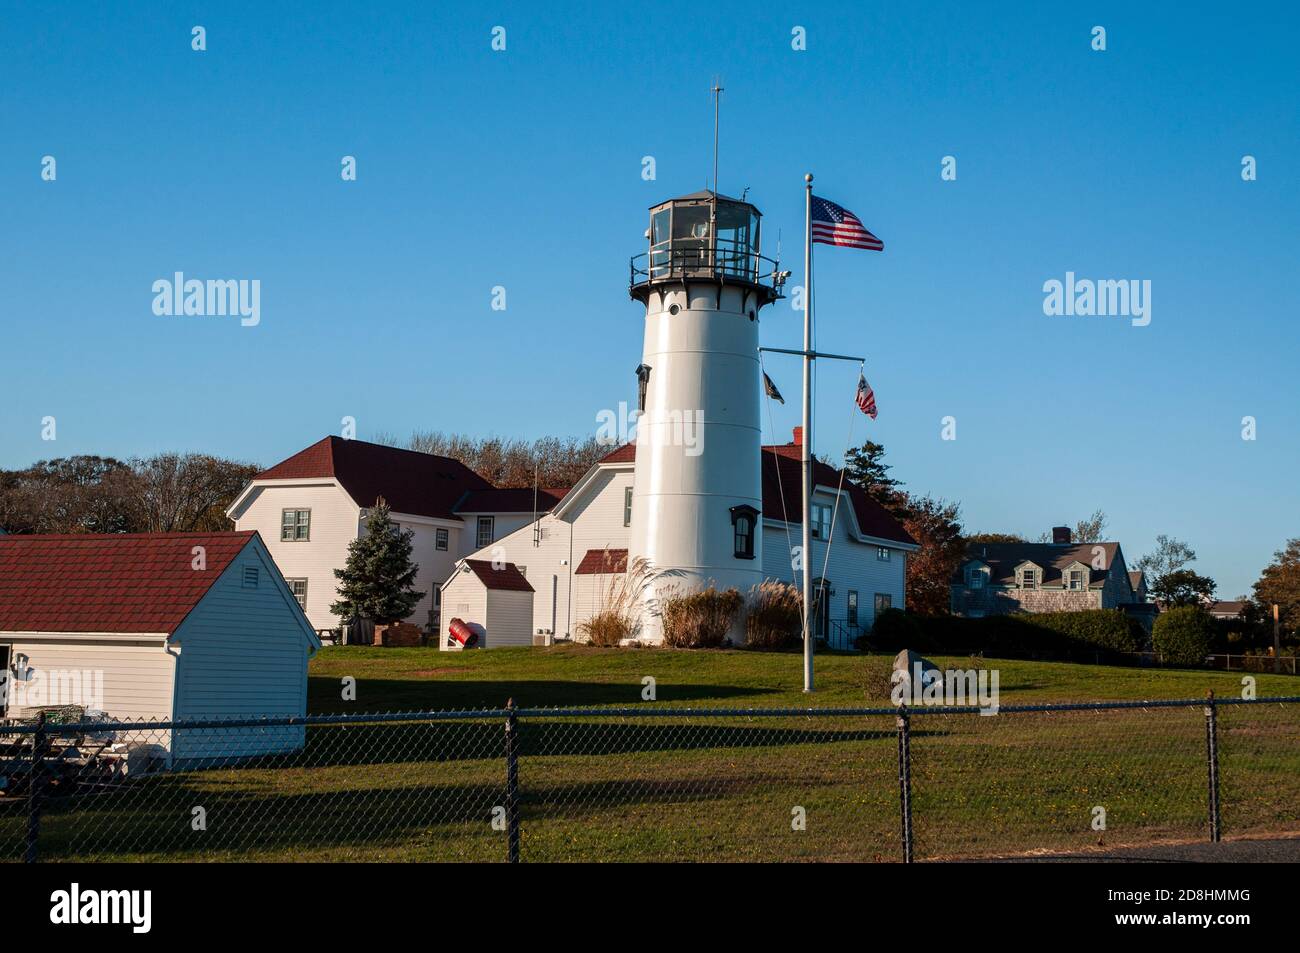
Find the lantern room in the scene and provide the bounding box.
[629,190,786,303]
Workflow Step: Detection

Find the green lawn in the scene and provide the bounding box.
[305,643,1300,711]
[6,646,1297,863]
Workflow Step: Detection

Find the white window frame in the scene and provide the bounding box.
[435,528,448,551]
[1020,567,1039,590]
[624,486,633,527]
[281,508,311,542]
[968,568,986,589]
[287,578,308,609]
[847,590,859,627]
[476,516,495,549]
[877,546,891,562]
[1068,569,1084,591]
[811,503,832,540]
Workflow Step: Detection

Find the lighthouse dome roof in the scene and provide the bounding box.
[651,189,761,214]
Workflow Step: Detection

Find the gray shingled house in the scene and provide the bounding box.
[951,526,1142,617]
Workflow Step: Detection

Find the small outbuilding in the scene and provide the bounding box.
[439,559,534,650]
[0,531,320,766]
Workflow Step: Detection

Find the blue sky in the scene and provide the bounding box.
[2,1,1296,596]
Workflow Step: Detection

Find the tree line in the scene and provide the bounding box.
[380,431,610,488]
[0,430,610,537]
[0,454,259,535]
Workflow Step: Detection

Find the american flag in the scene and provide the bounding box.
[811,196,883,251]
[855,372,877,419]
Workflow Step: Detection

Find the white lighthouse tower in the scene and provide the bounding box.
[627,190,787,641]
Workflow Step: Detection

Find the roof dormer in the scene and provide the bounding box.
[964,560,991,589]
[1063,560,1091,591]
[1014,560,1042,589]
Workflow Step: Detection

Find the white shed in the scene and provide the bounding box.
[439,559,535,650]
[0,531,320,766]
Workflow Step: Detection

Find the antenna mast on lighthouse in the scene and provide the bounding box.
[711,77,724,194]
[710,77,724,266]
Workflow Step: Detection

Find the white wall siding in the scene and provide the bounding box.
[232,481,358,630]
[440,571,489,650]
[0,638,175,721]
[169,539,314,761]
[761,506,908,641]
[565,469,635,548]
[454,513,533,557]
[484,590,535,648]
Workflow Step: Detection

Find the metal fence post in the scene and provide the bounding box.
[25,711,48,863]
[896,706,913,863]
[1204,691,1221,843]
[504,698,520,863]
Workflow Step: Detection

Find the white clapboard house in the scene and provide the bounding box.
[0,531,319,765]
[226,436,568,635]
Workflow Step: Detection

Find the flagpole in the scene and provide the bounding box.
[802,173,814,693]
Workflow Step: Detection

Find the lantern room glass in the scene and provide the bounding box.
[647,197,761,282]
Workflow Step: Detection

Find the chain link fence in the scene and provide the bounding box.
[2,697,1297,862]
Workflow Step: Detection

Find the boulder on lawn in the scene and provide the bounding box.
[892,648,940,703]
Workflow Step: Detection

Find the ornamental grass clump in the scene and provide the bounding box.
[661,586,743,648]
[744,580,803,650]
[576,555,657,647]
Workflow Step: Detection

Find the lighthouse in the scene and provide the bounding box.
[627,190,788,641]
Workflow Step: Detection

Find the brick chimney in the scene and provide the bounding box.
[792,426,803,446]
[1052,526,1072,545]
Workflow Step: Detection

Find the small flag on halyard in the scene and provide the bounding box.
[855,371,877,419]
[763,371,785,404]
[811,196,884,251]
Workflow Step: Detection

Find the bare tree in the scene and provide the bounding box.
[0,453,257,535]
[395,430,606,488]
[0,456,138,534]
[1135,535,1197,579]
[133,453,259,532]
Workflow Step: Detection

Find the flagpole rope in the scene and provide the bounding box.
[758,350,796,583]
[815,361,865,640]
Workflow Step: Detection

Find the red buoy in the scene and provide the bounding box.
[448,617,479,648]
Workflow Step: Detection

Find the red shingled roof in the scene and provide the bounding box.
[597,443,636,464]
[0,532,257,634]
[575,548,628,575]
[255,437,491,521]
[456,487,567,514]
[463,559,534,592]
[761,444,916,546]
[593,442,915,547]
